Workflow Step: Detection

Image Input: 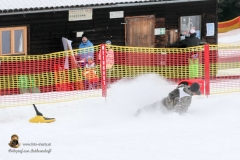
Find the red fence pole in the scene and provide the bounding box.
[204,44,210,96]
[100,44,107,97]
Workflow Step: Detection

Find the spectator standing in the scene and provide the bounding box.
[78,34,94,67]
[178,29,201,48]
[98,40,114,69]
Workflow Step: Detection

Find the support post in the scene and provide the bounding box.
[204,44,210,96]
[100,44,107,97]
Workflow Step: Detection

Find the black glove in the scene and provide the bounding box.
[196,90,201,95]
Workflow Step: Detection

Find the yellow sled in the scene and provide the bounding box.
[29,104,55,123]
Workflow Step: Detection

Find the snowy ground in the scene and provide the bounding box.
[1,74,240,160]
[218,28,240,44]
[217,28,240,78]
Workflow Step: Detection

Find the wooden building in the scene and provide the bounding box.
[0,0,218,56]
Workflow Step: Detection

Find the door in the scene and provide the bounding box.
[165,29,178,47]
[125,15,155,47]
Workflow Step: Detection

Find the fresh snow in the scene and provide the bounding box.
[218,28,240,44]
[1,74,240,160]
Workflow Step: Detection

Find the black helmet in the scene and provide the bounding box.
[189,82,200,93]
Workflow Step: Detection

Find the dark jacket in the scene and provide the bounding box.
[179,33,201,48]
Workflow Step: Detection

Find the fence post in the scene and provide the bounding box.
[204,44,210,96]
[100,44,107,97]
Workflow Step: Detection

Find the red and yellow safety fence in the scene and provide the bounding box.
[209,45,240,94]
[218,16,240,33]
[0,44,240,107]
[0,45,104,107]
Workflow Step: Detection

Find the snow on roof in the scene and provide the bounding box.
[0,0,207,15]
[0,0,150,10]
[0,0,206,11]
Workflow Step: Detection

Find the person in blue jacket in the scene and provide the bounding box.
[78,34,94,65]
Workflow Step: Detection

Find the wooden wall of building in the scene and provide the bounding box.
[0,0,217,55]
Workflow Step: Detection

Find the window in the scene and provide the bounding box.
[0,26,27,56]
[180,15,201,39]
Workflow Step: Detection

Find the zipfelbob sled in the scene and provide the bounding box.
[29,104,55,123]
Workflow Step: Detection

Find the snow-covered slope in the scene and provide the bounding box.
[218,28,240,44]
[1,74,240,160]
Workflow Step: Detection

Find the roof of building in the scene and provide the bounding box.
[1,0,149,10]
[0,0,206,14]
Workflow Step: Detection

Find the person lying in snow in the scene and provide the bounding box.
[135,82,201,115]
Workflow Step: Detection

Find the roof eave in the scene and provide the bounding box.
[0,0,208,16]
